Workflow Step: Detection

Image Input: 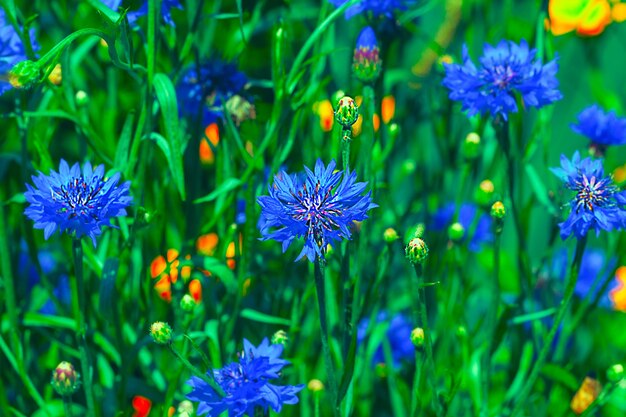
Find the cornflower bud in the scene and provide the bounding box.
[383,228,399,243]
[448,222,465,242]
[271,330,289,346]
[406,237,429,264]
[410,327,425,348]
[150,321,173,345]
[51,361,80,396]
[353,26,381,83]
[462,132,481,159]
[335,96,359,129]
[9,60,41,89]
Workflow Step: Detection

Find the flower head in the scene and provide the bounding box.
[1,8,39,94]
[186,338,303,417]
[257,159,376,262]
[353,26,381,83]
[177,60,249,126]
[551,151,626,239]
[442,40,562,120]
[571,104,626,155]
[547,0,612,37]
[329,0,411,19]
[24,160,132,246]
[357,312,414,368]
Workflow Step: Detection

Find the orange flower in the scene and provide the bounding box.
[570,376,601,414]
[609,266,626,311]
[132,395,151,417]
[381,95,395,124]
[197,233,219,256]
[547,0,612,36]
[313,100,335,132]
[189,279,202,303]
[200,123,220,164]
[150,249,194,302]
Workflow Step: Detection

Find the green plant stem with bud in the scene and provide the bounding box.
[167,343,226,397]
[508,236,588,417]
[70,239,97,417]
[482,226,502,416]
[411,264,439,415]
[63,396,74,417]
[314,260,340,417]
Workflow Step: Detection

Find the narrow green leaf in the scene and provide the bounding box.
[510,307,557,325]
[22,312,75,330]
[85,0,121,22]
[194,178,243,204]
[197,256,237,294]
[525,164,557,216]
[114,111,135,172]
[99,259,119,324]
[540,364,579,391]
[240,309,291,326]
[153,73,186,200]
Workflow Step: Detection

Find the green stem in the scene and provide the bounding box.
[341,128,352,172]
[509,236,587,416]
[410,349,424,417]
[412,263,439,414]
[314,260,339,417]
[63,396,74,417]
[167,343,226,397]
[361,85,376,183]
[71,239,97,417]
[482,230,502,415]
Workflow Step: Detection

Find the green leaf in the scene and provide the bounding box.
[153,73,186,200]
[525,164,557,216]
[85,0,121,23]
[541,364,579,391]
[240,309,291,326]
[194,178,243,204]
[510,307,557,325]
[22,312,75,330]
[197,256,237,294]
[114,111,135,172]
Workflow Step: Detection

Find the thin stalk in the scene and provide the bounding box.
[314,260,339,417]
[482,230,502,415]
[362,85,376,184]
[509,236,587,416]
[71,239,97,417]
[63,396,74,417]
[341,128,352,172]
[412,263,439,414]
[167,343,226,397]
[410,349,424,417]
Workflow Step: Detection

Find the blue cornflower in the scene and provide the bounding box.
[329,0,411,19]
[357,311,414,368]
[571,104,626,154]
[24,160,132,245]
[1,8,39,94]
[257,159,376,262]
[431,203,493,251]
[442,40,562,120]
[127,0,183,27]
[353,26,381,82]
[177,60,249,126]
[99,0,122,10]
[551,151,626,239]
[186,338,303,417]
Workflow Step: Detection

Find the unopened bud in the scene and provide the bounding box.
[271,330,289,346]
[353,26,381,83]
[607,364,624,382]
[410,327,425,348]
[462,132,481,159]
[476,179,495,206]
[51,361,80,396]
[383,228,399,243]
[150,321,173,345]
[490,201,506,219]
[47,63,62,86]
[180,294,196,312]
[9,60,41,89]
[406,237,429,264]
[335,96,359,128]
[448,222,465,242]
[307,379,324,392]
[75,90,89,107]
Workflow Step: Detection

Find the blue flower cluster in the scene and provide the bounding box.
[24,160,133,245]
[551,151,626,239]
[571,104,626,152]
[258,159,376,262]
[177,60,249,126]
[329,0,411,19]
[100,0,182,26]
[357,311,414,368]
[0,8,39,94]
[442,40,562,119]
[186,338,303,417]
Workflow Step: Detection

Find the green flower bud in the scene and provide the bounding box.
[401,159,416,175]
[475,179,495,207]
[388,123,400,139]
[335,96,359,128]
[353,27,381,83]
[383,227,399,243]
[462,132,481,159]
[51,361,80,396]
[607,364,624,382]
[9,60,42,89]
[150,321,173,345]
[307,379,324,392]
[177,400,194,417]
[410,327,425,348]
[75,90,89,107]
[448,222,465,242]
[490,201,506,219]
[406,237,429,264]
[180,294,196,312]
[271,330,289,346]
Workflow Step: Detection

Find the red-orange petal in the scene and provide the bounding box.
[132,395,152,417]
[189,279,202,302]
[150,256,166,279]
[197,233,219,256]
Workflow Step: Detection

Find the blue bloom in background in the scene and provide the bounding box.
[551,151,626,239]
[177,60,248,126]
[127,0,183,27]
[431,203,493,251]
[99,0,122,10]
[442,40,562,119]
[257,159,376,262]
[186,338,303,417]
[329,0,411,19]
[357,312,414,368]
[24,160,133,245]
[1,8,39,94]
[571,104,626,153]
